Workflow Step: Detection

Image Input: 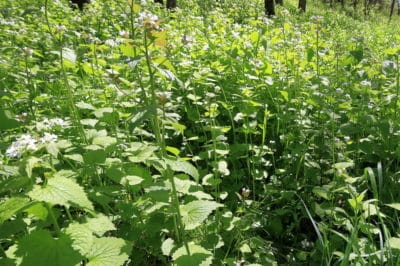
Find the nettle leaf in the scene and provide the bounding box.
[92,136,117,148]
[86,214,116,236]
[0,197,31,224]
[86,237,131,266]
[165,159,199,182]
[66,214,116,256]
[180,200,223,230]
[66,222,94,256]
[83,146,107,164]
[28,175,94,211]
[15,230,83,266]
[172,242,212,266]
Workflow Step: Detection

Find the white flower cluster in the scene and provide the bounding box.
[36,118,69,131]
[6,133,58,158]
[136,11,159,29]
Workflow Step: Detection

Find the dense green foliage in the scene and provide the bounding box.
[1,0,400,265]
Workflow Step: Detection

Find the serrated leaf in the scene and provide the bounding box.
[121,175,143,186]
[180,200,223,230]
[15,230,83,266]
[86,214,116,236]
[161,238,175,256]
[25,157,41,178]
[28,176,94,211]
[165,159,199,182]
[172,242,212,266]
[92,136,117,148]
[64,154,84,163]
[66,222,94,256]
[0,197,30,224]
[86,237,131,266]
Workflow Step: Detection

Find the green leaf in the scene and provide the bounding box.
[28,175,94,211]
[0,197,30,224]
[386,203,400,211]
[180,200,223,230]
[86,214,116,236]
[86,237,131,266]
[64,154,84,163]
[66,222,94,256]
[121,175,143,186]
[66,214,116,256]
[24,202,48,221]
[172,242,212,266]
[76,101,96,110]
[389,237,400,250]
[25,157,41,178]
[84,148,107,164]
[161,238,175,256]
[0,110,21,130]
[165,159,199,182]
[15,230,83,266]
[93,136,117,148]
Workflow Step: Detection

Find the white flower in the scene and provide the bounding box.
[6,134,38,158]
[105,39,117,47]
[119,30,129,38]
[360,80,371,87]
[40,133,58,144]
[234,112,244,122]
[136,11,159,29]
[50,118,69,127]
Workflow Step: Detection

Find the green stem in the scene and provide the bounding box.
[47,203,60,234]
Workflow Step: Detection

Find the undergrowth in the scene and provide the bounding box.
[1,0,400,265]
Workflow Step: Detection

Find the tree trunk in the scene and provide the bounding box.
[389,0,395,20]
[154,0,163,4]
[166,0,176,8]
[276,0,283,5]
[298,0,306,12]
[265,0,275,16]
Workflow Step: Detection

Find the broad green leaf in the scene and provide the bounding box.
[25,157,41,178]
[172,242,212,266]
[66,222,94,256]
[24,202,48,221]
[389,237,400,250]
[86,214,116,236]
[64,154,84,163]
[165,159,199,182]
[15,230,83,266]
[0,197,30,224]
[86,237,131,266]
[92,136,117,148]
[76,101,96,110]
[161,238,175,256]
[84,148,107,164]
[180,200,223,230]
[28,175,94,211]
[120,42,135,57]
[0,110,21,130]
[121,175,143,186]
[249,31,259,44]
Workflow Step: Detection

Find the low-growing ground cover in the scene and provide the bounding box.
[1,0,400,265]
